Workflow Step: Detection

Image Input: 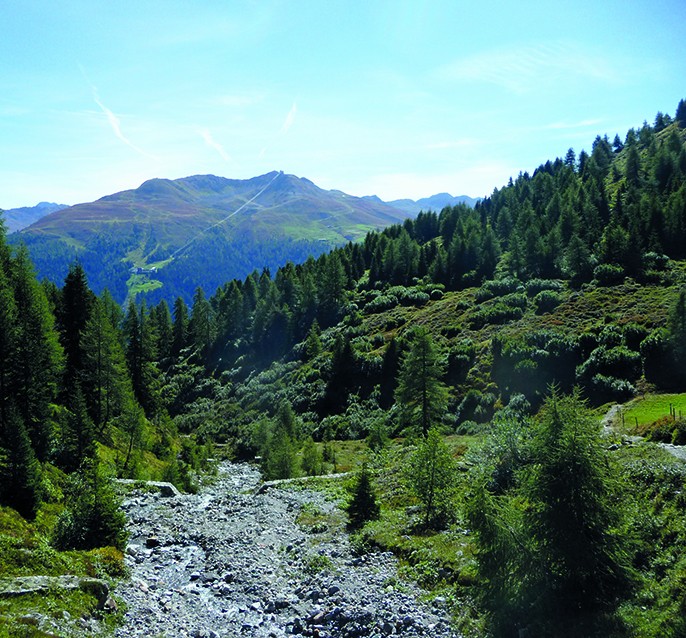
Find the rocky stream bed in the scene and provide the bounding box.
[112,463,460,638]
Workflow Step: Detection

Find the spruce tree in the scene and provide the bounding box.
[10,246,63,460]
[58,263,95,391]
[80,298,134,429]
[0,406,41,520]
[171,296,190,357]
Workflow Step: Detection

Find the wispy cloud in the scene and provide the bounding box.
[91,88,153,158]
[281,102,297,134]
[214,93,263,108]
[437,41,622,94]
[426,138,478,150]
[199,127,230,161]
[542,118,603,130]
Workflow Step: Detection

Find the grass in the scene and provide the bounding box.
[621,393,686,429]
[0,504,126,636]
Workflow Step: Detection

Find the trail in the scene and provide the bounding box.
[600,403,686,461]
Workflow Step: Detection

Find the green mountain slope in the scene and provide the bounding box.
[11,171,412,303]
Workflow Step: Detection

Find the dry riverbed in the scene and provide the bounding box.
[113,463,460,638]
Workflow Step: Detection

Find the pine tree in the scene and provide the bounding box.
[466,390,630,637]
[189,287,215,358]
[0,405,41,520]
[52,458,127,550]
[171,296,190,357]
[56,383,96,472]
[304,320,322,360]
[151,300,173,362]
[80,298,134,429]
[300,436,322,476]
[124,301,161,417]
[668,287,686,383]
[524,390,630,629]
[395,327,448,436]
[676,98,686,128]
[0,265,18,428]
[10,246,64,460]
[345,464,380,529]
[58,263,95,391]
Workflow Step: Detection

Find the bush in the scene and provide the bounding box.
[589,374,636,401]
[576,346,642,382]
[52,461,127,551]
[643,416,686,445]
[594,263,624,285]
[533,290,562,314]
[475,277,522,302]
[525,278,564,296]
[469,304,524,329]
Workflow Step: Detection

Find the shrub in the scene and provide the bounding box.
[52,461,127,551]
[576,346,642,382]
[533,290,561,314]
[642,251,669,272]
[501,293,528,309]
[469,304,524,329]
[475,277,522,302]
[594,263,624,285]
[589,374,636,401]
[366,418,390,453]
[525,278,564,296]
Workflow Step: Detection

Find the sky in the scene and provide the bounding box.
[1,0,685,209]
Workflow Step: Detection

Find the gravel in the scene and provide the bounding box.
[113,462,460,637]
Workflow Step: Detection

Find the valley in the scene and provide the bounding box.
[1,101,686,638]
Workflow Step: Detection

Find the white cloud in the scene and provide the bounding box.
[92,89,154,158]
[198,127,231,161]
[437,41,622,94]
[542,118,603,130]
[281,102,297,134]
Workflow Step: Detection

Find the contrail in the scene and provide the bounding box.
[169,170,283,261]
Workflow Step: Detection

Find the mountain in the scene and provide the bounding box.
[367,192,480,215]
[11,171,413,304]
[1,201,68,233]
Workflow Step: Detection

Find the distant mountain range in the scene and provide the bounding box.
[364,193,480,215]
[2,202,68,233]
[10,171,442,304]
[7,172,477,304]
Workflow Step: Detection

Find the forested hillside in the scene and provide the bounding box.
[1,101,686,637]
[9,171,412,305]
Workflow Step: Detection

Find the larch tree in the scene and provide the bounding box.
[395,327,448,436]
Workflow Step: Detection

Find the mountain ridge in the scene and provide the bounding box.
[11,171,416,304]
[1,201,68,233]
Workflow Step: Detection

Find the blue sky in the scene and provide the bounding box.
[1,0,685,209]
